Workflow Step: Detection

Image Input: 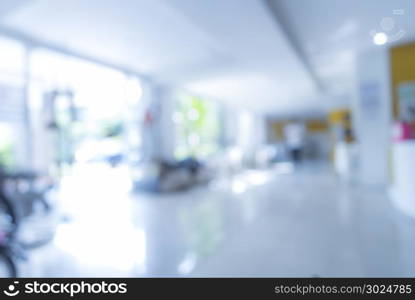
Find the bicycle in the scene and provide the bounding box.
[0,184,18,277]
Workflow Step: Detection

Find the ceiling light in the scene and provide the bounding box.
[373,32,388,45]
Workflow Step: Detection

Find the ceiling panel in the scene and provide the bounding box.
[0,0,322,114]
[1,0,225,74]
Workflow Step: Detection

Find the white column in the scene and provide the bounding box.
[236,110,266,167]
[140,83,176,162]
[352,48,392,186]
[157,87,176,161]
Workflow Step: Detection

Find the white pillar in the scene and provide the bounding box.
[236,110,266,167]
[352,48,392,186]
[140,83,176,162]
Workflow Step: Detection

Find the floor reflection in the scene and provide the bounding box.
[21,162,415,277]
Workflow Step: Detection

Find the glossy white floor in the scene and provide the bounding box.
[20,162,415,277]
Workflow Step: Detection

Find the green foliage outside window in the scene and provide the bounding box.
[174,94,221,160]
[0,140,14,171]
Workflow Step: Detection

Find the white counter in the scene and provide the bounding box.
[390,140,415,217]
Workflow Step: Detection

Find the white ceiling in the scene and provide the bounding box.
[272,0,415,104]
[1,0,415,116]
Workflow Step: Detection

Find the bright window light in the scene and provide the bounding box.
[125,77,143,105]
[0,36,25,84]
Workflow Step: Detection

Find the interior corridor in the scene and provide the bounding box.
[1,0,415,279]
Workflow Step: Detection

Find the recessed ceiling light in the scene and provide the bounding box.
[373,32,388,45]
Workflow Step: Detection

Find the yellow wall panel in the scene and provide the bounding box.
[391,42,415,118]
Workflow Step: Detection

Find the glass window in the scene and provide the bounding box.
[0,122,16,170]
[173,94,222,160]
[0,35,25,86]
[0,36,26,170]
[29,48,143,171]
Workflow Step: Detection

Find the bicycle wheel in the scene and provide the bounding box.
[0,252,17,277]
[0,192,17,231]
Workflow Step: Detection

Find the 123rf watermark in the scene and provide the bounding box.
[3,280,127,297]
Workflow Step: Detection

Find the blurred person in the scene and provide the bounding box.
[284,120,305,164]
